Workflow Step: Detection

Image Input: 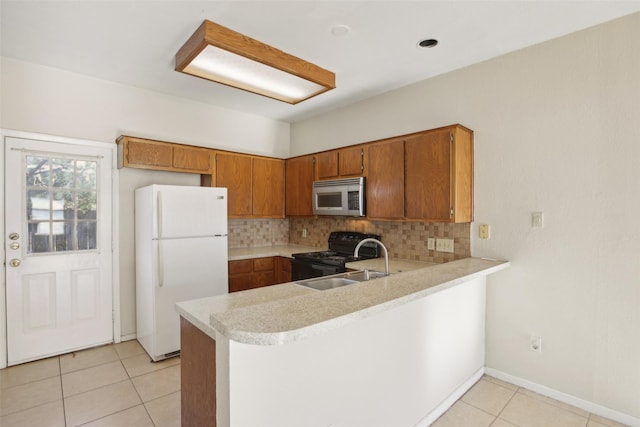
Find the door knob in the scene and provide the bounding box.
[9,242,20,250]
[9,232,19,240]
[9,259,21,267]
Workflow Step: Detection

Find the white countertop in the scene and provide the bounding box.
[228,244,320,260]
[176,257,509,346]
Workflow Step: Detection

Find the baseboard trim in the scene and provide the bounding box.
[120,333,137,342]
[414,367,484,427]
[484,368,640,427]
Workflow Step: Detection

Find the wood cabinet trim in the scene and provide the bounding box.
[180,317,216,427]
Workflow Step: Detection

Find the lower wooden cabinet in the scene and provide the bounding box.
[276,257,292,284]
[228,257,292,293]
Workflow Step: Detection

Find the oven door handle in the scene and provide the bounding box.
[291,259,342,281]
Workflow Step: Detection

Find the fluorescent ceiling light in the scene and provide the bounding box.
[175,20,336,104]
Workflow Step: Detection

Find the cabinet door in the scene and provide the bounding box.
[228,260,254,293]
[450,127,474,223]
[366,138,405,219]
[338,146,364,176]
[276,257,292,284]
[285,155,315,216]
[216,153,252,217]
[173,145,212,173]
[405,131,452,221]
[253,158,284,218]
[316,151,338,179]
[122,138,172,169]
[252,257,276,287]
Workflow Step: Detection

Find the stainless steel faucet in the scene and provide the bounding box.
[354,238,389,275]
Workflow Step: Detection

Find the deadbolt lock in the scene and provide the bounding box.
[9,232,19,240]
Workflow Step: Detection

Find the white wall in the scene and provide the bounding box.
[0,57,291,337]
[290,13,640,420]
[0,57,290,157]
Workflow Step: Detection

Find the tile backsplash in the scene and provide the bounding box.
[289,218,470,263]
[228,219,290,248]
[228,217,471,263]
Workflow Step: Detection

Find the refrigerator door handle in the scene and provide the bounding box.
[157,191,163,239]
[158,239,164,287]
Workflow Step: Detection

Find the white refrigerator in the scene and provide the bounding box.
[135,184,228,361]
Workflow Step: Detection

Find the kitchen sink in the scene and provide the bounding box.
[296,270,390,291]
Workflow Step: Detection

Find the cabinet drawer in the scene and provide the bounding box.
[229,259,253,275]
[254,257,275,271]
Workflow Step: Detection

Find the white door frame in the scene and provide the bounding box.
[0,129,121,369]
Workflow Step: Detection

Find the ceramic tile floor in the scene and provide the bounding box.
[0,343,631,427]
[433,375,630,427]
[0,341,180,426]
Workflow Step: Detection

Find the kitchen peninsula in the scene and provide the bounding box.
[176,257,508,427]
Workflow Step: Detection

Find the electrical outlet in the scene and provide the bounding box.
[530,335,542,353]
[435,238,454,253]
[427,238,435,250]
[479,224,490,239]
[302,228,308,238]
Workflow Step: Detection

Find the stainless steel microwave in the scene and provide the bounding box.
[312,177,365,216]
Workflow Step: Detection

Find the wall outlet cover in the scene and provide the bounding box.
[479,224,490,239]
[532,212,544,228]
[435,238,454,253]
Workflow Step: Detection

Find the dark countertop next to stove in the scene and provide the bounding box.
[176,257,510,346]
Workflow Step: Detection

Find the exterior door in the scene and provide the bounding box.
[4,136,113,365]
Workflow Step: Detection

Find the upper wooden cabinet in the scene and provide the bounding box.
[364,124,473,222]
[315,146,365,179]
[210,152,284,219]
[253,157,285,218]
[117,124,472,223]
[215,152,253,217]
[117,136,213,174]
[405,125,473,223]
[285,154,315,216]
[366,137,405,220]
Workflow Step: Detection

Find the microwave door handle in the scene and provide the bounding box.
[342,188,349,212]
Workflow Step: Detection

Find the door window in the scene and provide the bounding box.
[26,155,98,253]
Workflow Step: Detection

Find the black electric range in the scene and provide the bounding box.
[291,231,382,281]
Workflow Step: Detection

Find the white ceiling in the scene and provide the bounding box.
[2,1,639,123]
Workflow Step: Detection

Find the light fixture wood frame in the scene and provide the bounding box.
[175,20,336,104]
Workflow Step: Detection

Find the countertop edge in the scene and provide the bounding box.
[177,258,509,346]
[224,260,509,345]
